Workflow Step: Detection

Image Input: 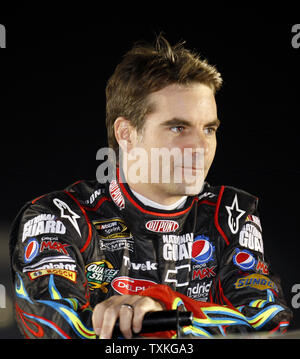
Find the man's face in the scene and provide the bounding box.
[122,82,219,200]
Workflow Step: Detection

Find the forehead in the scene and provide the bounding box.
[146,83,217,120]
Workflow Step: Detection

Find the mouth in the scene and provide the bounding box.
[174,167,205,179]
[176,167,203,171]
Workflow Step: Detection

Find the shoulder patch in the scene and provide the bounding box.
[214,186,258,245]
[225,194,246,234]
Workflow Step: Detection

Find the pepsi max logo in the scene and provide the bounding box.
[192,236,214,264]
[233,249,256,271]
[24,238,39,263]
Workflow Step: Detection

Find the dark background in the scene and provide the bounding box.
[0,4,299,338]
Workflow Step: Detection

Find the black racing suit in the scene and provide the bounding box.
[9,169,292,338]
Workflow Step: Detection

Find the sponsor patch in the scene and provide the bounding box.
[233,249,256,271]
[256,259,269,275]
[245,214,262,231]
[198,191,216,201]
[40,237,70,255]
[162,233,194,261]
[23,256,76,273]
[22,214,66,242]
[123,256,158,271]
[53,198,81,237]
[225,194,246,234]
[84,189,102,205]
[99,238,134,252]
[192,266,216,280]
[111,276,156,295]
[239,223,264,254]
[85,260,119,293]
[145,220,179,233]
[93,218,131,239]
[186,281,212,301]
[164,264,191,287]
[28,268,77,283]
[191,235,214,264]
[109,180,125,209]
[24,238,39,263]
[234,274,279,292]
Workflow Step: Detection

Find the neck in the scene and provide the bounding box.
[128,182,186,207]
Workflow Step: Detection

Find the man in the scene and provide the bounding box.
[10,35,292,339]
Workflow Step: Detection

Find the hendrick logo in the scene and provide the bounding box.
[145,220,179,233]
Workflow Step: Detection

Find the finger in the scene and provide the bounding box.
[92,302,106,336]
[92,296,122,338]
[99,305,120,339]
[119,304,134,339]
[132,297,164,334]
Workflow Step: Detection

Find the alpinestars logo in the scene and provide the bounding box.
[225,195,245,234]
[53,198,81,237]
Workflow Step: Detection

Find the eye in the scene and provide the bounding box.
[204,127,217,135]
[170,126,185,133]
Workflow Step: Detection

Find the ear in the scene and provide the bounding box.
[114,117,137,153]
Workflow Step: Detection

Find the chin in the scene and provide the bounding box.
[165,180,204,197]
[170,168,205,195]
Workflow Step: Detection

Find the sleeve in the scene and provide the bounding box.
[210,186,293,334]
[9,192,97,339]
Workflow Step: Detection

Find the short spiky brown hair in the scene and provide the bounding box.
[105,34,223,159]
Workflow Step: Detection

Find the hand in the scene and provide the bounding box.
[92,294,165,339]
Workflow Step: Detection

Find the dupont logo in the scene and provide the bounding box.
[145,220,179,233]
[0,24,5,48]
[111,276,156,295]
[109,180,125,209]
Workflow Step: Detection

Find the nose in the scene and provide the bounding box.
[182,131,209,170]
[192,129,210,155]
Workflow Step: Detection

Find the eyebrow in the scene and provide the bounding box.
[160,117,221,128]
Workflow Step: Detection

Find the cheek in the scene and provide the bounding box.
[205,139,217,162]
[211,138,217,154]
[139,128,167,148]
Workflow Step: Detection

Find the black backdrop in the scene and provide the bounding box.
[1,4,300,338]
